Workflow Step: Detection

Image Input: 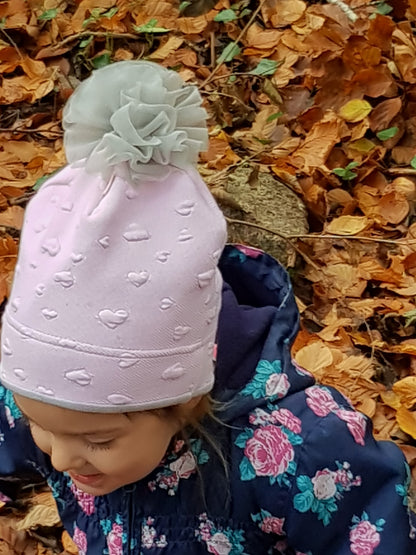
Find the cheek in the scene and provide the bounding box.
[29,426,51,455]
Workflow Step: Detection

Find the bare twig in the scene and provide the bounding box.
[225,217,320,269]
[0,127,62,137]
[199,0,266,89]
[290,233,416,246]
[200,89,248,107]
[42,31,139,52]
[385,168,416,176]
[0,28,24,59]
[207,149,266,185]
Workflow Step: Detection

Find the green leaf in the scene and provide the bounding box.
[0,17,6,29]
[82,8,102,27]
[179,1,191,12]
[250,59,278,76]
[38,8,58,21]
[410,155,416,169]
[214,9,238,23]
[133,18,169,34]
[91,53,111,69]
[333,162,359,181]
[376,1,393,15]
[266,111,283,122]
[217,42,241,64]
[102,7,118,18]
[79,35,94,48]
[376,126,399,141]
[404,309,416,327]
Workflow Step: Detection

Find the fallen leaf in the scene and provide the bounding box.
[393,377,416,409]
[396,407,416,439]
[339,99,372,123]
[326,215,369,235]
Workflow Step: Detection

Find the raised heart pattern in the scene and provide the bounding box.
[127,270,149,287]
[61,201,74,212]
[118,353,139,369]
[98,309,129,329]
[2,339,12,355]
[42,308,58,320]
[162,363,186,380]
[197,269,215,288]
[71,253,84,264]
[107,393,134,405]
[64,369,93,386]
[35,284,46,297]
[160,297,174,310]
[178,228,193,242]
[54,271,75,288]
[41,238,61,257]
[156,251,171,263]
[123,225,151,242]
[175,200,195,216]
[13,368,27,381]
[173,326,191,341]
[37,385,55,396]
[98,236,110,248]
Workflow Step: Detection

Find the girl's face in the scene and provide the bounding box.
[14,394,188,496]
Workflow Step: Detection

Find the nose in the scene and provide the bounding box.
[50,436,85,473]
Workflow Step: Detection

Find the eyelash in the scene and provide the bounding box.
[85,440,113,452]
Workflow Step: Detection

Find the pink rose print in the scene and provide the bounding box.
[334,466,362,489]
[265,373,290,398]
[311,469,337,500]
[206,532,232,555]
[271,408,302,434]
[70,484,95,515]
[245,425,294,477]
[350,520,381,555]
[336,409,366,446]
[73,526,87,555]
[169,451,196,479]
[261,516,285,535]
[291,358,313,378]
[107,522,123,555]
[5,406,15,429]
[236,244,263,258]
[306,386,339,417]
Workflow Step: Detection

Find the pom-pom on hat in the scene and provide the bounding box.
[0,61,227,413]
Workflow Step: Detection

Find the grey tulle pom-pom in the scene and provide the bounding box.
[63,61,208,181]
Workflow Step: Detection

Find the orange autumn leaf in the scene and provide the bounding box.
[393,377,416,409]
[396,407,416,439]
[325,215,369,235]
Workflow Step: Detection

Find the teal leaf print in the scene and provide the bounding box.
[235,428,254,448]
[240,456,256,481]
[240,359,290,401]
[0,386,22,424]
[293,463,362,526]
[294,490,314,512]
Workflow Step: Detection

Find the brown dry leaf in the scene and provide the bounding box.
[148,36,184,61]
[266,0,306,27]
[367,14,396,51]
[369,97,402,132]
[393,377,416,409]
[380,390,402,410]
[396,407,416,439]
[326,215,369,235]
[377,191,409,224]
[0,207,25,230]
[294,341,334,374]
[392,28,416,83]
[339,99,372,123]
[177,15,209,35]
[61,531,78,555]
[292,118,342,170]
[245,23,282,50]
[15,492,60,531]
[307,263,367,298]
[351,69,395,98]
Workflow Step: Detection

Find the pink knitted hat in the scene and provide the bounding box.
[0,61,227,412]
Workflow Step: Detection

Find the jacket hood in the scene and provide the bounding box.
[215,244,314,420]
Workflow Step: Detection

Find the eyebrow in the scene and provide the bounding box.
[20,412,123,437]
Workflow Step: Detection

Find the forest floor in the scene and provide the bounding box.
[0,0,416,552]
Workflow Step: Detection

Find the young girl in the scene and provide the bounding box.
[0,61,414,555]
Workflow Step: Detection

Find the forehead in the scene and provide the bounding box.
[14,394,128,435]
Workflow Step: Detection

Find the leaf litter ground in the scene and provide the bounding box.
[1,0,416,551]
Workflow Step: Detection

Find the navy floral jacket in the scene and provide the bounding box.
[0,245,415,554]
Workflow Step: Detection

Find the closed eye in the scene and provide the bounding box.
[85,440,114,451]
